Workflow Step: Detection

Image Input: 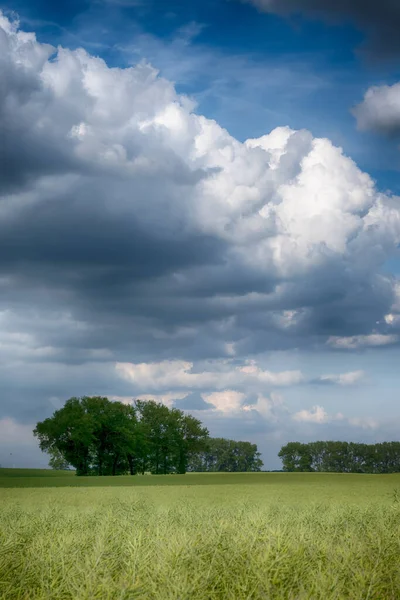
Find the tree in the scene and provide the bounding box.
[174,412,209,474]
[134,400,173,474]
[34,396,139,476]
[34,396,262,477]
[187,437,263,472]
[82,397,138,476]
[134,400,209,474]
[278,441,400,473]
[34,397,95,475]
[48,448,70,470]
[237,441,263,472]
[308,441,327,472]
[278,442,313,472]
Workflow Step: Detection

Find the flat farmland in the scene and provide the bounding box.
[1,469,400,599]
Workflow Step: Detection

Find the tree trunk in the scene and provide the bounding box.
[178,449,187,474]
[112,454,119,476]
[163,453,168,475]
[128,454,136,475]
[80,453,90,476]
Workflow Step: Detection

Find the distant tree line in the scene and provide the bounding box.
[188,438,263,472]
[34,396,263,476]
[279,441,400,474]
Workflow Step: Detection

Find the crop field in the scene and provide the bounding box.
[1,470,400,599]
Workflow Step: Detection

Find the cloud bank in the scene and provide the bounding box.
[1,12,399,369]
[116,359,366,393]
[0,13,399,465]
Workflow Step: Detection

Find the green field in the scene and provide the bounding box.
[1,469,400,599]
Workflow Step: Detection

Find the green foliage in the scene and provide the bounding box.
[85,397,138,476]
[278,442,313,472]
[188,437,263,472]
[33,397,96,475]
[33,397,260,476]
[2,476,400,599]
[279,441,400,473]
[133,400,209,475]
[48,448,70,471]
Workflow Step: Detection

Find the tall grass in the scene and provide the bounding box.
[1,482,400,599]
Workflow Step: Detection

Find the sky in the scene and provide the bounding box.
[1,0,400,470]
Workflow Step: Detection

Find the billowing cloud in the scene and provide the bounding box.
[1,12,400,377]
[112,385,376,434]
[353,83,400,136]
[244,0,400,59]
[202,390,246,413]
[291,404,378,429]
[116,359,304,390]
[180,393,378,434]
[113,358,371,432]
[293,405,344,424]
[242,392,287,421]
[0,13,399,463]
[115,359,367,393]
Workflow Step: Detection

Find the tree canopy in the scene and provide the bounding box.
[279,441,400,474]
[34,396,263,475]
[187,437,263,472]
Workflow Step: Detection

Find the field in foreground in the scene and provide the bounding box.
[1,470,400,599]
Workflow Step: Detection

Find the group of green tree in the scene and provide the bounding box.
[187,438,263,472]
[34,396,264,475]
[279,441,400,473]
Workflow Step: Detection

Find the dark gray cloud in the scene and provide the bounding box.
[246,0,400,60]
[353,83,400,137]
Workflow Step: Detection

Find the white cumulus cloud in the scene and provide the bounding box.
[115,359,304,391]
[293,405,344,424]
[201,390,246,413]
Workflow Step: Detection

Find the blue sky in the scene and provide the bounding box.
[1,0,400,469]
